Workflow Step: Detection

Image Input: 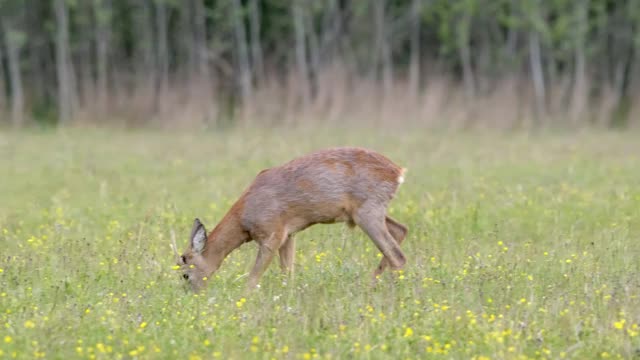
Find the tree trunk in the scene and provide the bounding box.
[26,0,47,104]
[134,0,155,87]
[375,0,393,97]
[631,45,640,128]
[248,0,264,85]
[77,2,95,109]
[408,0,421,101]
[190,0,214,121]
[505,0,518,66]
[94,0,111,111]
[232,0,253,107]
[0,37,6,113]
[183,0,197,78]
[570,0,588,125]
[192,0,209,80]
[307,5,321,97]
[3,24,24,127]
[320,0,336,59]
[570,42,587,124]
[457,12,475,100]
[321,0,342,60]
[293,0,311,108]
[154,0,169,112]
[529,30,547,120]
[54,0,78,123]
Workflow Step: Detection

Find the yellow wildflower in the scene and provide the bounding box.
[404,327,413,337]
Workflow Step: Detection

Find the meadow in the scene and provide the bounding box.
[0,128,639,359]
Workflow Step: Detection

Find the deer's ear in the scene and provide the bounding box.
[190,218,207,254]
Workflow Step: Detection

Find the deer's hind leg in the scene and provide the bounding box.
[373,216,408,278]
[354,204,407,271]
[279,235,295,273]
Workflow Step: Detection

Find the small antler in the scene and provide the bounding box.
[170,228,180,263]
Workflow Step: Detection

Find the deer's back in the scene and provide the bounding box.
[239,147,405,234]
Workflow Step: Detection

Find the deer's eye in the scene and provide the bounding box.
[183,274,189,280]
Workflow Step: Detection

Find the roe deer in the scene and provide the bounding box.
[173,147,408,292]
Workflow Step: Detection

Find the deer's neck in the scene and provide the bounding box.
[202,209,248,275]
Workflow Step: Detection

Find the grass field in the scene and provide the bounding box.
[1,128,639,359]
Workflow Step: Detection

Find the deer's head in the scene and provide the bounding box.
[173,218,210,292]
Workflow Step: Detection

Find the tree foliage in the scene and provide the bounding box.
[0,0,639,126]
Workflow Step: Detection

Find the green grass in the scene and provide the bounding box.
[1,128,639,359]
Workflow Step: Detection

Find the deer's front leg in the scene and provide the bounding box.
[247,230,286,289]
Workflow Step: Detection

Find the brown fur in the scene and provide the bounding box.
[178,147,408,291]
[296,178,317,191]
